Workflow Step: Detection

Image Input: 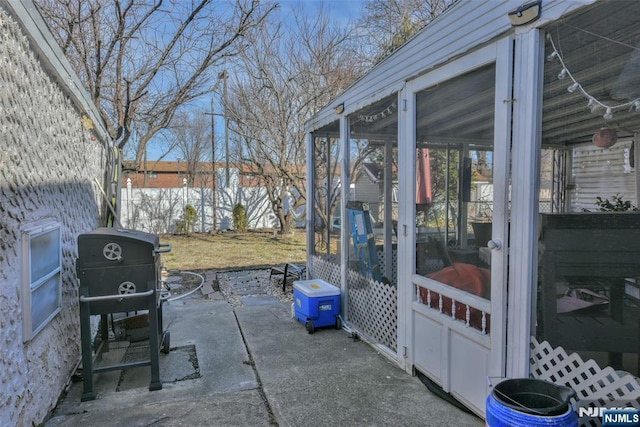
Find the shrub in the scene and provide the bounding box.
[183,204,198,234]
[232,203,248,232]
[174,220,186,235]
[595,194,637,212]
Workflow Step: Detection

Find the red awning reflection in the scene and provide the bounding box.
[416,148,433,211]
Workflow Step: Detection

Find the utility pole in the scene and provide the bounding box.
[219,70,230,187]
[204,98,217,231]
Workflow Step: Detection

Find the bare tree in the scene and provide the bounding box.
[225,4,362,233]
[35,0,276,165]
[356,0,455,64]
[135,189,182,234]
[168,109,211,187]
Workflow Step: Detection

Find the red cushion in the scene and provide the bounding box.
[420,263,491,332]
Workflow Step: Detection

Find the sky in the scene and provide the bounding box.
[280,0,365,25]
[143,0,366,162]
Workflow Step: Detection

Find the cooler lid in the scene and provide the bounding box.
[293,279,340,297]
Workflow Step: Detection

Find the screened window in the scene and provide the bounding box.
[312,121,342,259]
[348,94,398,284]
[535,0,640,379]
[413,64,496,333]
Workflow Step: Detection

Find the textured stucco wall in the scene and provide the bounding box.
[0,7,107,426]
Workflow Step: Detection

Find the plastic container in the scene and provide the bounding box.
[486,378,578,427]
[293,279,341,334]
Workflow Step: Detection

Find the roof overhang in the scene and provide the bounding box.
[305,0,598,135]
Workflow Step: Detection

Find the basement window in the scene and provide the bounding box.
[22,221,61,341]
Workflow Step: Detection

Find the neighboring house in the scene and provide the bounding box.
[351,162,398,224]
[124,160,212,189]
[0,1,113,425]
[306,0,640,420]
[123,160,256,188]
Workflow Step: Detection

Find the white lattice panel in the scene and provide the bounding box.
[308,255,341,287]
[346,269,397,352]
[308,255,398,353]
[530,337,640,427]
[376,248,398,285]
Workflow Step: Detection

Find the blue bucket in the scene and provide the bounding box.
[486,379,578,427]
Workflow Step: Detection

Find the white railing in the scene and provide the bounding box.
[414,275,491,335]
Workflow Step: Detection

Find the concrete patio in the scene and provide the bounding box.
[45,270,483,426]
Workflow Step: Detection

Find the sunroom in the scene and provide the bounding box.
[305,0,640,421]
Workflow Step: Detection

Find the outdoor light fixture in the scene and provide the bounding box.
[547,32,640,121]
[592,127,618,148]
[334,103,345,115]
[508,0,542,26]
[568,82,580,93]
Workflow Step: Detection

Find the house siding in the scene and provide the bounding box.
[352,174,381,223]
[0,3,108,426]
[570,139,637,211]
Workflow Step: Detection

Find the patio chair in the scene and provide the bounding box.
[416,236,452,276]
[269,263,305,292]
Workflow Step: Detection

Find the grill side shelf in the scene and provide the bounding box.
[79,289,154,302]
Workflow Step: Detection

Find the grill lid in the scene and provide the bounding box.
[77,227,160,268]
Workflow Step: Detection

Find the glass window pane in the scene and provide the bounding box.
[31,274,60,332]
[30,228,60,284]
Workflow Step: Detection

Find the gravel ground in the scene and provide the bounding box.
[161,267,298,307]
[216,269,295,307]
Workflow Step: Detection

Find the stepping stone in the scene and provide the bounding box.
[201,281,214,296]
[207,291,225,301]
[236,289,267,296]
[240,296,281,307]
[225,271,255,280]
[232,282,261,289]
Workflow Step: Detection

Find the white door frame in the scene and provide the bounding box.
[399,37,513,417]
[506,29,545,379]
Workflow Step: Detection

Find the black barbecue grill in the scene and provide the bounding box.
[76,227,171,401]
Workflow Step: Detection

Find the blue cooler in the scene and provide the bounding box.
[293,279,341,334]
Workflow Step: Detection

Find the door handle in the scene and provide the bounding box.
[487,239,502,250]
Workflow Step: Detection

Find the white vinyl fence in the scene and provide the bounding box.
[120,181,276,234]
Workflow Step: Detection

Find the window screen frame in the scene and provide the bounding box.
[21,220,62,342]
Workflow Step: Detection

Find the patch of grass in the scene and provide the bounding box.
[158,229,307,271]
